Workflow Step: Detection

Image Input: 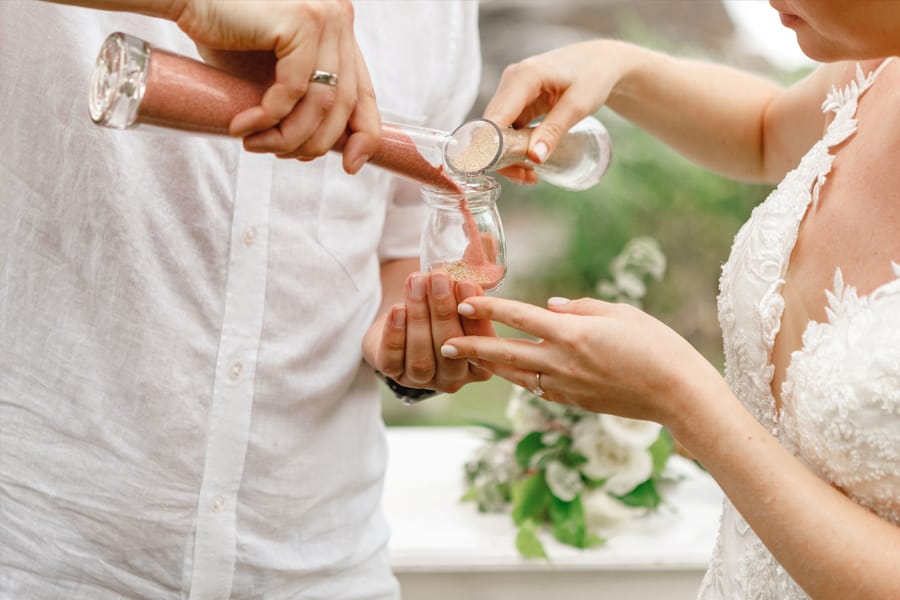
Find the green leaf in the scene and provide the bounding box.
[511,472,551,526]
[549,495,588,548]
[582,476,609,489]
[547,495,605,549]
[460,487,478,502]
[515,520,548,560]
[515,431,547,470]
[583,530,606,548]
[615,478,662,508]
[562,450,589,468]
[466,419,514,441]
[648,428,675,476]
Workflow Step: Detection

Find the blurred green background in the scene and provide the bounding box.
[382,0,813,428]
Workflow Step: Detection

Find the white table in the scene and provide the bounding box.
[383,427,725,600]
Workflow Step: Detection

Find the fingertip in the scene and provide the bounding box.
[345,153,370,175]
[457,302,475,317]
[230,107,271,138]
[457,280,483,301]
[243,129,281,153]
[531,141,549,164]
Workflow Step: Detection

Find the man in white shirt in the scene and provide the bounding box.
[0,1,483,598]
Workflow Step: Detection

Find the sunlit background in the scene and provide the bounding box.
[382,0,816,427]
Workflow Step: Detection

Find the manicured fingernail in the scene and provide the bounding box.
[411,275,426,300]
[457,302,475,316]
[548,296,570,306]
[392,306,406,328]
[431,273,450,298]
[532,141,549,163]
[440,344,459,358]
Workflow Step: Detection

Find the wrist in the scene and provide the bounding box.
[606,42,667,109]
[664,364,742,460]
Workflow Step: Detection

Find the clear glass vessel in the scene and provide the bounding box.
[443,115,612,191]
[419,176,506,292]
[89,31,462,191]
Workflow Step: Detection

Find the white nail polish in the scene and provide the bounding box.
[440,344,459,358]
[548,296,570,306]
[457,303,475,316]
[532,141,549,163]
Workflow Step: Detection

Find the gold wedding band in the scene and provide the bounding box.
[309,70,339,87]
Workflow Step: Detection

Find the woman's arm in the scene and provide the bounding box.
[484,40,844,184]
[440,297,900,599]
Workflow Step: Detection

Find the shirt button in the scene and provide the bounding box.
[242,227,257,246]
[211,495,225,513]
[229,362,243,381]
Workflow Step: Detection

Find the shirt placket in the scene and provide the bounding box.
[188,152,273,600]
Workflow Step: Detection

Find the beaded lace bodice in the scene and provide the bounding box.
[698,60,900,599]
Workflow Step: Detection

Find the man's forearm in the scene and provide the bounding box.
[40,0,184,21]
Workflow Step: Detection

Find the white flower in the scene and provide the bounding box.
[572,416,654,495]
[602,450,653,496]
[612,236,667,283]
[614,271,647,299]
[505,389,551,434]
[582,488,640,529]
[599,414,662,449]
[545,461,583,502]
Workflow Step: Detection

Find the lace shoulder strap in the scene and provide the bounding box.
[810,58,896,207]
[821,57,896,117]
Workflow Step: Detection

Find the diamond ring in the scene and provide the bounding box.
[532,372,545,397]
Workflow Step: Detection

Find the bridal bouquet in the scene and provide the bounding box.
[462,237,673,559]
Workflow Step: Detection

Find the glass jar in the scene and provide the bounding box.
[419,176,506,292]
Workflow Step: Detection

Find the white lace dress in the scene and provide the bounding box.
[697,60,900,599]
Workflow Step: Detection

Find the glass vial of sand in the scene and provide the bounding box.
[89,31,463,192]
[443,116,612,191]
[419,176,506,292]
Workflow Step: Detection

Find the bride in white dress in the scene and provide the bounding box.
[430,2,900,598]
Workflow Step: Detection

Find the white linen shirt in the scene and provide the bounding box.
[0,2,480,599]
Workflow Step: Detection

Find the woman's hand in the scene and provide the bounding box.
[175,0,380,173]
[440,295,716,426]
[364,272,495,395]
[483,40,627,184]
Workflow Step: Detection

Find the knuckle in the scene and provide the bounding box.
[406,310,431,327]
[297,142,329,158]
[507,311,527,332]
[539,119,568,142]
[500,349,518,369]
[380,363,403,379]
[565,96,593,118]
[471,369,492,383]
[383,335,405,353]
[432,302,458,322]
[406,359,435,383]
